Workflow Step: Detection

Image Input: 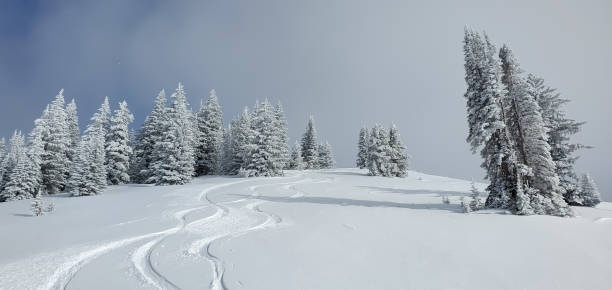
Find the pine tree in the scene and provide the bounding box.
[274,102,290,169]
[301,116,319,169]
[228,108,255,175]
[289,141,304,170]
[72,124,107,196]
[499,45,570,216]
[131,90,167,183]
[527,74,587,205]
[64,99,80,191]
[65,99,80,166]
[463,29,515,209]
[0,131,27,201]
[149,83,195,185]
[367,124,391,176]
[387,124,409,177]
[40,90,70,194]
[195,89,224,175]
[468,180,483,211]
[106,101,134,184]
[245,99,283,177]
[317,141,335,169]
[220,125,233,174]
[356,127,369,169]
[579,173,600,207]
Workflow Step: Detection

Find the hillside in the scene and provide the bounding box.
[0,169,610,290]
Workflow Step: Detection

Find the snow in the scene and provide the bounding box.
[0,168,611,290]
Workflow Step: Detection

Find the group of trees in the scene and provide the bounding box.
[130,84,295,182]
[288,116,336,171]
[462,28,600,216]
[356,124,409,177]
[0,82,339,202]
[0,90,134,201]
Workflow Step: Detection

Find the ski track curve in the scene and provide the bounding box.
[190,175,334,290]
[130,178,255,290]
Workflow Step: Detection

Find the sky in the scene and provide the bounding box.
[0,0,610,200]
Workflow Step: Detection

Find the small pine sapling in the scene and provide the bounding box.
[31,198,44,216]
[469,180,483,211]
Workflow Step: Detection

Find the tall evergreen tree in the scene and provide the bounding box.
[387,124,409,177]
[367,124,391,176]
[149,83,195,185]
[317,141,335,169]
[131,90,167,183]
[274,102,290,170]
[1,131,43,201]
[40,90,70,194]
[356,127,369,169]
[499,45,570,216]
[195,89,224,175]
[527,74,587,205]
[65,99,80,170]
[463,29,516,209]
[301,116,319,169]
[106,101,134,184]
[220,125,233,174]
[228,108,255,175]
[579,173,600,207]
[72,119,107,196]
[0,131,26,200]
[289,141,304,170]
[244,99,283,176]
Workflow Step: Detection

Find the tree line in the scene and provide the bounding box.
[0,84,335,201]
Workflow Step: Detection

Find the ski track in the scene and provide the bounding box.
[0,173,325,290]
[190,175,327,290]
[130,178,255,290]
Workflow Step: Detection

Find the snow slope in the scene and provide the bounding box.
[0,169,610,290]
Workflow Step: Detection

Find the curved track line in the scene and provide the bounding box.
[130,178,254,290]
[194,176,319,290]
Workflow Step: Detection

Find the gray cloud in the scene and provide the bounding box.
[0,0,610,200]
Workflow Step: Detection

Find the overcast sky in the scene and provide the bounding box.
[0,0,610,200]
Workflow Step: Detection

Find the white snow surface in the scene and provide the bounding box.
[0,168,611,290]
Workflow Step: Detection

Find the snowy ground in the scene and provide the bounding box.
[0,168,611,290]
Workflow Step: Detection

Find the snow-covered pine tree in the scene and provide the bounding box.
[0,137,5,166]
[367,124,391,176]
[499,45,570,216]
[195,89,224,176]
[130,90,167,183]
[317,141,335,169]
[0,137,7,189]
[289,141,304,170]
[72,121,107,196]
[220,125,233,174]
[106,101,134,184]
[40,90,70,194]
[468,180,483,211]
[463,29,516,209]
[65,99,80,168]
[526,74,587,205]
[274,102,290,170]
[387,124,409,177]
[149,83,195,185]
[301,116,319,169]
[578,173,600,207]
[245,99,283,177]
[356,127,369,169]
[1,131,43,201]
[228,108,255,175]
[0,131,28,201]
